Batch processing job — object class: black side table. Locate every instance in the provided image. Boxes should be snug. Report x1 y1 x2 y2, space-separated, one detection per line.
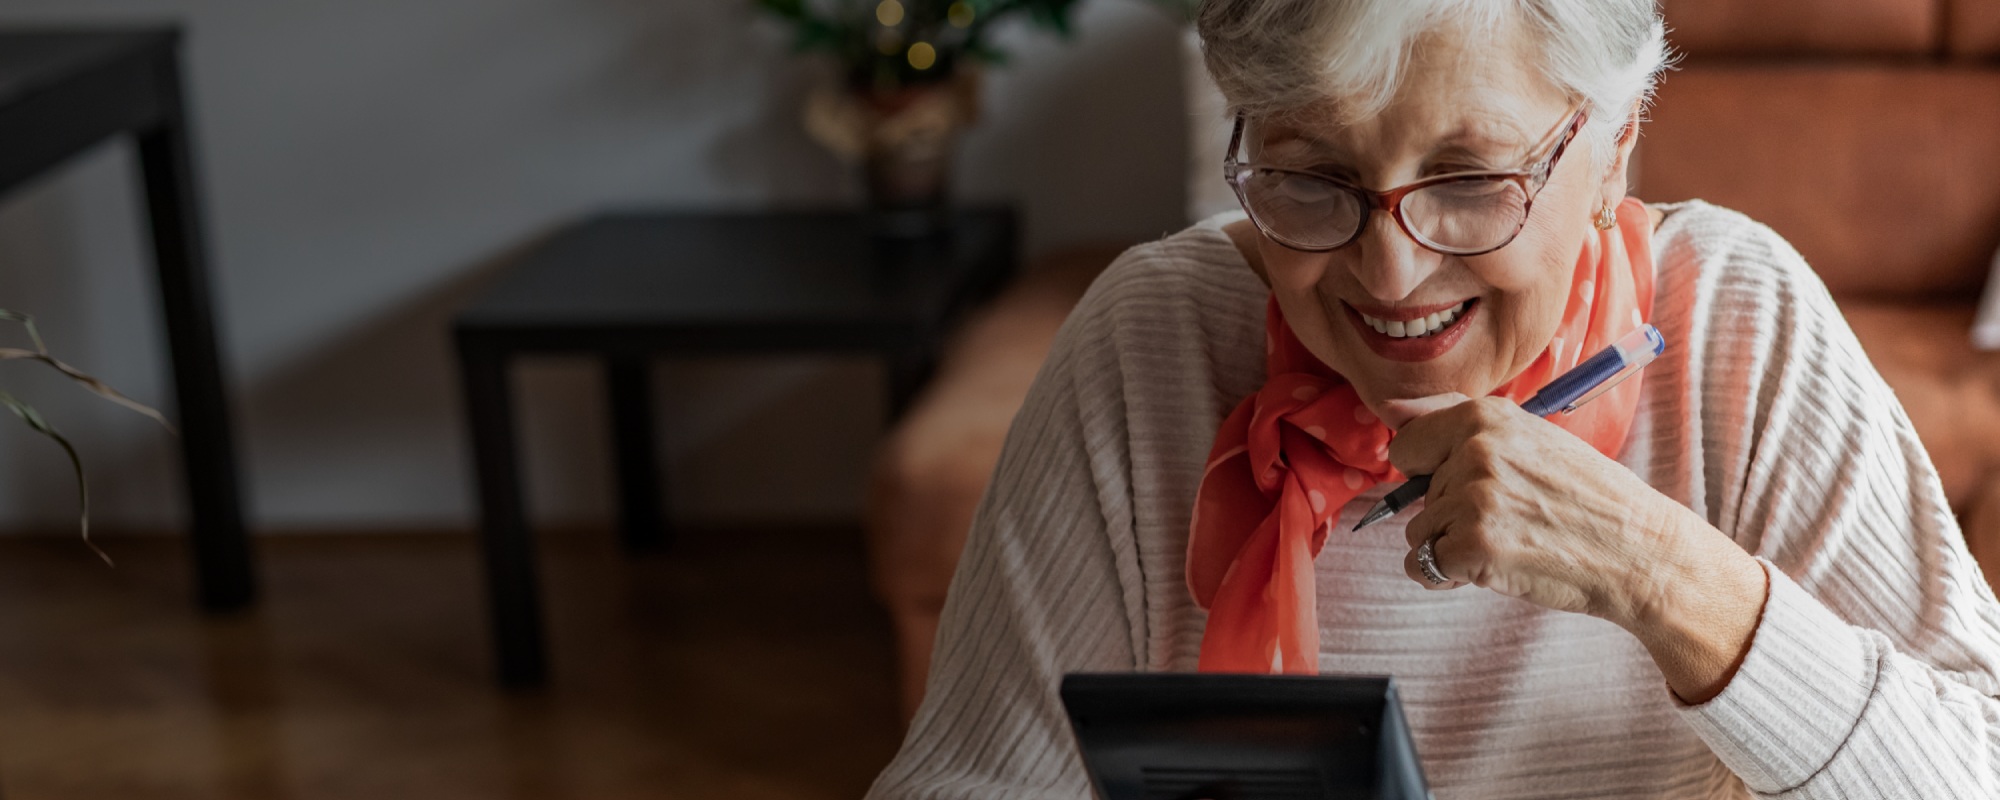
454 207 1018 687
0 28 253 611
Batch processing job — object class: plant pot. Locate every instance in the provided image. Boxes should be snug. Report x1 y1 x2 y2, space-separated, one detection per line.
807 71 980 238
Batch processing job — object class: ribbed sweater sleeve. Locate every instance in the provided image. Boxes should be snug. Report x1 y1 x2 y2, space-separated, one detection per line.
1664 209 2000 797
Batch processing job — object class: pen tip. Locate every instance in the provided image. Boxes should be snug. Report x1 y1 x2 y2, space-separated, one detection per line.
1352 507 1388 531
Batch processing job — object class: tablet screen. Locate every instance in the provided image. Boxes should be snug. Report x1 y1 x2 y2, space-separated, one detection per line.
1060 673 1431 800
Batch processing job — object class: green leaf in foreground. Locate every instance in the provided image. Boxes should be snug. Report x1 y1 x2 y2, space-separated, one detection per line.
0 309 173 566
0 391 111 566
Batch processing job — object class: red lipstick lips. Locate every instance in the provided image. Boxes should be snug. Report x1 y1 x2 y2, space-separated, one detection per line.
1345 299 1479 362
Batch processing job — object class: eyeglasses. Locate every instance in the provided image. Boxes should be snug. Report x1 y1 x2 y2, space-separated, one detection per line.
1223 105 1587 256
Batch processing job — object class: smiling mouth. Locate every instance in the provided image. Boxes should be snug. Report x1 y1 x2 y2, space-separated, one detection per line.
1353 300 1475 339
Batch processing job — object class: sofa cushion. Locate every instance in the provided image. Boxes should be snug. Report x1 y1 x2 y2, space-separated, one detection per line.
1640 66 2000 298
865 245 1121 720
1664 0 1939 57
1950 0 2000 58
1838 298 2000 594
1839 298 2000 509
866 254 1106 606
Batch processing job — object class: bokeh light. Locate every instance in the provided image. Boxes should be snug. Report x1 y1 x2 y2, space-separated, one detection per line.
907 41 937 70
875 0 905 27
947 1 976 28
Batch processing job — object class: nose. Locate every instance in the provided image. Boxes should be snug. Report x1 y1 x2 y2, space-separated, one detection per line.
1344 210 1440 302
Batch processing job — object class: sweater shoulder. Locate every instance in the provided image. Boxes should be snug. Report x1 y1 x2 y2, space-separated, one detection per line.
1056 222 1271 394
1075 222 1269 329
1650 200 1856 384
1653 200 1832 314
1646 200 1911 542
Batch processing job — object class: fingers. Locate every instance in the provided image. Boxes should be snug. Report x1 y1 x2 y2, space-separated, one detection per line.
1403 493 1442 550
1402 533 1468 591
1401 502 1469 590
1386 394 1512 476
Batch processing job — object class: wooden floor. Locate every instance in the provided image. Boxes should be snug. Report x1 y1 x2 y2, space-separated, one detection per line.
0 527 907 799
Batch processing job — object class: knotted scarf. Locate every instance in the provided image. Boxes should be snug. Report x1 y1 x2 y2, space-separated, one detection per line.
1187 197 1658 673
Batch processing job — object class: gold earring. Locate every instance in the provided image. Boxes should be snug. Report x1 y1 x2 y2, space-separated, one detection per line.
1593 202 1618 231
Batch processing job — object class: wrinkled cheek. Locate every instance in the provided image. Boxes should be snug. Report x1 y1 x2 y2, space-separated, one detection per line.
1277 291 1340 352
1265 258 1330 295
1486 297 1561 380
1265 255 1338 319
1478 300 1526 359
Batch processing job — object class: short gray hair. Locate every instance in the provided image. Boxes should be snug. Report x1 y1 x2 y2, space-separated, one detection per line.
1197 0 1670 157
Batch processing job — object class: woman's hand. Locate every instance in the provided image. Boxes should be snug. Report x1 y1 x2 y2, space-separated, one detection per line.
1381 393 1769 703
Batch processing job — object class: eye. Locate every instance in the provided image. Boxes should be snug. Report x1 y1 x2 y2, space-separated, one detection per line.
1428 180 1511 199
1275 173 1339 204
1428 163 1489 176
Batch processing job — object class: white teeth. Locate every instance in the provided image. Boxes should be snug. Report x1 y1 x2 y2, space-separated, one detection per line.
1359 301 1470 339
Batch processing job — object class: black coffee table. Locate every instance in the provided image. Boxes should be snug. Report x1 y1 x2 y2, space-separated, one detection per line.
454 207 1017 686
0 27 252 611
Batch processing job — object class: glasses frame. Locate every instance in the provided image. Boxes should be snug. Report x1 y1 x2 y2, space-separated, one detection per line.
1223 104 1589 256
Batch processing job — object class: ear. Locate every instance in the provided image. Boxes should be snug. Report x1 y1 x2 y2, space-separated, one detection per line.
1597 102 1644 207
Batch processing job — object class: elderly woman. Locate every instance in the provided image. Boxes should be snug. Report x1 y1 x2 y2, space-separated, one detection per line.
867 0 2000 797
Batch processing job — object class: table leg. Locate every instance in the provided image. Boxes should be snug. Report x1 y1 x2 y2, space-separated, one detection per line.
136 48 255 612
457 338 547 687
606 356 668 553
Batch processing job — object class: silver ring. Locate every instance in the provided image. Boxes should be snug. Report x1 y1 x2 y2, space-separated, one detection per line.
1416 535 1448 585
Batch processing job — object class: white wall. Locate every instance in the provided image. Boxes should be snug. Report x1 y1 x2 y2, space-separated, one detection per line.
0 0 1193 532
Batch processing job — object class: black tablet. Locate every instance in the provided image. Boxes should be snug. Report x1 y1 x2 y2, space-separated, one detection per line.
1059 673 1431 800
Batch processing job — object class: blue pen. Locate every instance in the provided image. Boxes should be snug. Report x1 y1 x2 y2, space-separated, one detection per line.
1350 324 1667 531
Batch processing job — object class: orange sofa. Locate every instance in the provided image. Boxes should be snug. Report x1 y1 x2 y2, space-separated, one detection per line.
864 247 1120 719
867 0 2000 721
1638 0 2000 567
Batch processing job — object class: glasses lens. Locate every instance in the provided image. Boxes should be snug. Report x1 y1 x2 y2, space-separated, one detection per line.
1238 169 1362 249
1402 178 1530 253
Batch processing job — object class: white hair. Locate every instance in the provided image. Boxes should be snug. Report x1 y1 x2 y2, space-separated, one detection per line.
1197 0 1671 159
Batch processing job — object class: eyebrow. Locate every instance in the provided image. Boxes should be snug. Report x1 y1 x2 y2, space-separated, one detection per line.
1438 116 1533 150
1257 122 1534 170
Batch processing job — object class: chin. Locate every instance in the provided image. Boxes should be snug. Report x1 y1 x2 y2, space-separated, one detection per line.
1354 368 1481 408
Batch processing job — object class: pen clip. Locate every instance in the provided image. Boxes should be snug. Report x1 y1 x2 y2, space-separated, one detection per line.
1560 360 1643 414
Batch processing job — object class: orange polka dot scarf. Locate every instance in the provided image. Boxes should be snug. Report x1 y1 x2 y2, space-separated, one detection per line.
1186 198 1658 674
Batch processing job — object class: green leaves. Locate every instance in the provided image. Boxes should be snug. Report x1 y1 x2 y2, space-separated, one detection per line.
751 0 847 54
747 0 1104 82
962 40 1008 65
1022 0 1081 37
790 18 846 53
750 0 1190 89
0 309 172 566
752 0 811 21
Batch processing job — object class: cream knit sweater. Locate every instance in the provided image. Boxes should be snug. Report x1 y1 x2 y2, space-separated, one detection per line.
865 201 2000 799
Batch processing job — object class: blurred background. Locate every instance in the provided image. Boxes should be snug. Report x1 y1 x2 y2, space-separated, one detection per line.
0 0 1997 797
0 0 1189 535
0 1 1195 798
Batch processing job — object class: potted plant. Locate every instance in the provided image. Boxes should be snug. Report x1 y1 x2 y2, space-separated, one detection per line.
754 0 1193 234
0 310 170 564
